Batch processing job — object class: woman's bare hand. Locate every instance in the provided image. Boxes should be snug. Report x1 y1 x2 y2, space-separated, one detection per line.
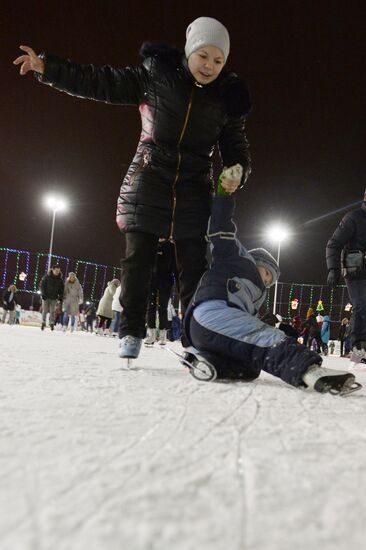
13 46 45 75
220 164 243 193
220 177 241 193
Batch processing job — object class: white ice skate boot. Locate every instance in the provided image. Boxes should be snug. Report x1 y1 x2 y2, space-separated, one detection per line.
302 364 362 395
158 329 167 346
119 336 142 367
144 328 156 346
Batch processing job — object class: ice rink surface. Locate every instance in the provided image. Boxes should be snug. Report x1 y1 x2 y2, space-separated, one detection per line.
1 325 366 550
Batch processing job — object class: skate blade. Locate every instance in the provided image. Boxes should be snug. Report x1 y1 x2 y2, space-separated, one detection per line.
328 381 362 396
178 348 217 381
315 373 362 396
183 359 217 382
125 358 140 370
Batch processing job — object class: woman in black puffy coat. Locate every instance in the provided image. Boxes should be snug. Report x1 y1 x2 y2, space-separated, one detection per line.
14 17 252 358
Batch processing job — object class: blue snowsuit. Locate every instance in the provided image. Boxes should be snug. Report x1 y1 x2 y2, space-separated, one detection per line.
184 196 321 385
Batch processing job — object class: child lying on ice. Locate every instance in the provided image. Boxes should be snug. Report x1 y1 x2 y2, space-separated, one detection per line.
183 195 361 395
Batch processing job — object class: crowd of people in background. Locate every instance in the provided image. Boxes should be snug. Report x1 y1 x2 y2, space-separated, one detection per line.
0 257 182 343
1 268 352 358
259 307 349 357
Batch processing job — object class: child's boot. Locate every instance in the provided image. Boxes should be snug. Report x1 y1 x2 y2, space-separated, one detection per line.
302 364 362 395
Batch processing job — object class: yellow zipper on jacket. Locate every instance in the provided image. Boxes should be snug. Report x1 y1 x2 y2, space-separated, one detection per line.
130 149 150 186
169 86 195 240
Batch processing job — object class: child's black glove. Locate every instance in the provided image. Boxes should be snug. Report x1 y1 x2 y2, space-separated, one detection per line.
260 311 278 326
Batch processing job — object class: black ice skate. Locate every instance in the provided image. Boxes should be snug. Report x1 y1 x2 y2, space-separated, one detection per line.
302 364 362 396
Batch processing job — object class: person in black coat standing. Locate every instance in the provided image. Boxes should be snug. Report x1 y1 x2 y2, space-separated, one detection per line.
40 264 64 330
326 189 366 361
2 284 18 325
14 16 252 359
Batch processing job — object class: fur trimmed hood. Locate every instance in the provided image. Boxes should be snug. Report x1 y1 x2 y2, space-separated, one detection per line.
140 42 182 62
139 42 251 117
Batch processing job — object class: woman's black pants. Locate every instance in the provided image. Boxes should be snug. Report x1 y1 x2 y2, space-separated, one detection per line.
119 232 207 340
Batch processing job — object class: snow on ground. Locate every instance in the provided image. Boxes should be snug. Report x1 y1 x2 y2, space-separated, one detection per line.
1 325 366 550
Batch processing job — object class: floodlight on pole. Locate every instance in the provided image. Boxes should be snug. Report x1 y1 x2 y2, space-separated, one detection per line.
44 195 67 272
266 224 290 314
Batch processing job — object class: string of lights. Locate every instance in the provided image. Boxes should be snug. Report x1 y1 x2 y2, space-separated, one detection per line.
33 253 41 291
12 252 21 285
278 283 284 314
329 288 334 315
340 287 345 321
23 251 30 290
287 283 294 318
1 248 9 288
91 266 98 301
82 264 88 287
299 284 304 317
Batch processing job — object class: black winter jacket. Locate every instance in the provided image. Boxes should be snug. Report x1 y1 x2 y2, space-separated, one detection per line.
326 203 366 276
40 272 64 300
38 43 252 240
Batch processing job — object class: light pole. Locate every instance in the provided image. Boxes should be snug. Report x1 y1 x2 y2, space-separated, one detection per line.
266 224 290 315
44 196 67 271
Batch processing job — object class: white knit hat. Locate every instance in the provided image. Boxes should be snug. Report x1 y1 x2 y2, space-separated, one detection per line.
185 17 230 63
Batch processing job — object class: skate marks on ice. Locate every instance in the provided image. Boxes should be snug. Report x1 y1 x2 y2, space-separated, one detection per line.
1 327 366 550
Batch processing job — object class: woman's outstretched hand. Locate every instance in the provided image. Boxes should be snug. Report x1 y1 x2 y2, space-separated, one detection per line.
13 46 45 75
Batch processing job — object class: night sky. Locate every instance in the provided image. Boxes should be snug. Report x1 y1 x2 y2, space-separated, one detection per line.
2 0 365 283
